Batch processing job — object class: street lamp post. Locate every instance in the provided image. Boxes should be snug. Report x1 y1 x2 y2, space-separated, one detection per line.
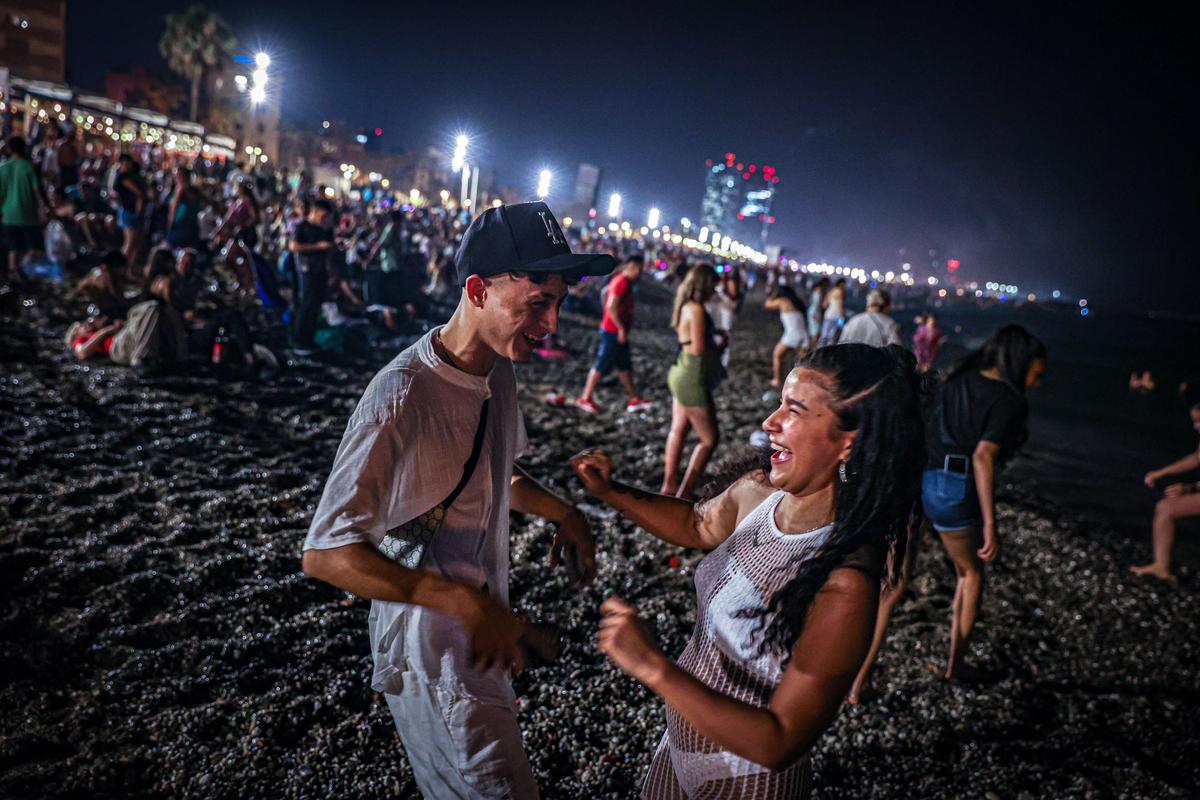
246 52 271 163
452 134 470 208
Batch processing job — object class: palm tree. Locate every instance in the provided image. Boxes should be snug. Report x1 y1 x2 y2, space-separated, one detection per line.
158 4 237 123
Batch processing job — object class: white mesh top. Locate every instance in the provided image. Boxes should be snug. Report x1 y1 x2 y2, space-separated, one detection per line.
642 490 833 799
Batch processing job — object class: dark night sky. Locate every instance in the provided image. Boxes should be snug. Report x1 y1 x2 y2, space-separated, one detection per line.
66 2 1195 313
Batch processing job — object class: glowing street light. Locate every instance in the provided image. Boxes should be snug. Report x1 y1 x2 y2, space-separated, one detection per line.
452 134 469 172
537 169 552 200
698 226 709 244
247 51 270 108
647 207 660 229
607 192 622 219
449 134 472 206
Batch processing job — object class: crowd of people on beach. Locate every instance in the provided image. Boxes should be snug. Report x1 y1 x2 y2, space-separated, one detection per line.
4 129 1198 798
1 126 503 374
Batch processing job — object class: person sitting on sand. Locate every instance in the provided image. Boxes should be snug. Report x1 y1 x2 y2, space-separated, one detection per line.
76 250 134 319
571 344 924 799
65 270 188 369
1130 402 1200 581
852 325 1046 696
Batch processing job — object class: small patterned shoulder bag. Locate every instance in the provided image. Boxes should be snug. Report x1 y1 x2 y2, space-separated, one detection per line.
377 400 489 568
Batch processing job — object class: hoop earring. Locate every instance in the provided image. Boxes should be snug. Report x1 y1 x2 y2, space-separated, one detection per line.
838 460 848 484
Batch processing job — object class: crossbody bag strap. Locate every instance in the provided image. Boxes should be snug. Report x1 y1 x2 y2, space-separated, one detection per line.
440 399 489 510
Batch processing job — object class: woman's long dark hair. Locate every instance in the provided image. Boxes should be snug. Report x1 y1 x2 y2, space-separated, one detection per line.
943 324 1046 394
750 343 927 659
770 283 803 310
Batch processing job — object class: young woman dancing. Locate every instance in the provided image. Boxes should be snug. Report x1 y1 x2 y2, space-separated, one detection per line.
572 344 925 798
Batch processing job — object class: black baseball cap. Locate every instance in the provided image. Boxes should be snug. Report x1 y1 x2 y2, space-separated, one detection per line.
454 201 617 285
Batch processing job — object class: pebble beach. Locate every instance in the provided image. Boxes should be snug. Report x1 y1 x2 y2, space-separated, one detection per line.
2 281 1197 798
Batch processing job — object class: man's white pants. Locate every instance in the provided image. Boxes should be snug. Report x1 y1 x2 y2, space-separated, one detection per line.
385 674 539 799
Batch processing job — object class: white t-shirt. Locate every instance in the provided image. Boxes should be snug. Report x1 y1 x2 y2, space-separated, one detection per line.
304 328 527 703
705 287 738 332
839 311 903 348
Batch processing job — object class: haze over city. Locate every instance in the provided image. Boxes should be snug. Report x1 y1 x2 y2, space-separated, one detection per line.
64 1 1196 314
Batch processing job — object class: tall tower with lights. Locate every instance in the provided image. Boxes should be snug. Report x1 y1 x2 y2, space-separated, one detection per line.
700 153 779 246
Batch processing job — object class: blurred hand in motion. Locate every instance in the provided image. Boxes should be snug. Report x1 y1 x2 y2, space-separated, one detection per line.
1143 470 1160 488
551 508 597 587
1163 482 1194 498
460 588 526 674
977 522 999 562
597 597 667 685
570 449 613 499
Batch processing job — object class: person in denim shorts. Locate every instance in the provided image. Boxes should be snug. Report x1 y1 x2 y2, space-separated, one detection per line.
852 325 1046 698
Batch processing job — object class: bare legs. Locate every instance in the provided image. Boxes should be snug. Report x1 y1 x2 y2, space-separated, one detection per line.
661 400 688 495
661 399 719 499
940 527 984 680
1131 493 1200 581
770 343 797 387
617 369 637 399
580 368 638 404
849 527 920 703
75 213 98 248
121 226 141 269
580 368 603 403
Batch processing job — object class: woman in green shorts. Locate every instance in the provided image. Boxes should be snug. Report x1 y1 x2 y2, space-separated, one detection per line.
663 263 724 499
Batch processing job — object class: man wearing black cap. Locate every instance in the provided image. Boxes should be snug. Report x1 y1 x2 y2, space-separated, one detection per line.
302 202 614 797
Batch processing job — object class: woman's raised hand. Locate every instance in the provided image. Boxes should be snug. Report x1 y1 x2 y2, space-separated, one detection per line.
570 449 614 499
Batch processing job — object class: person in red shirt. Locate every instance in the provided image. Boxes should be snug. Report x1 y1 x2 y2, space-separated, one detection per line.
576 255 655 413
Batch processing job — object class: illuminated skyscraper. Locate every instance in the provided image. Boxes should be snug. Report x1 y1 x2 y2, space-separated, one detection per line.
700 153 742 234
700 153 779 246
